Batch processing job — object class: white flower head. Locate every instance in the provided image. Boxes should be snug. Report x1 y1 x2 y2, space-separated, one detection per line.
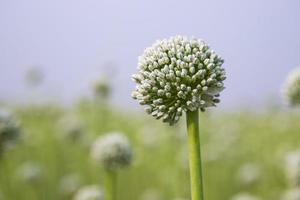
282 68 300 107
90 133 133 170
132 36 226 125
73 185 103 200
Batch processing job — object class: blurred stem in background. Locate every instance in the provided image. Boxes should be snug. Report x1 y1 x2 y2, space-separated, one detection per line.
105 170 117 200
186 110 204 200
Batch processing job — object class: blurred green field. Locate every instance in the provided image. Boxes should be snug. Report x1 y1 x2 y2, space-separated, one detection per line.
0 102 299 200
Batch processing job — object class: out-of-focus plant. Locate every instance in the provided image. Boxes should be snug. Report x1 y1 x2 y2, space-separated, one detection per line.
24 67 44 88
59 174 82 198
16 161 43 185
140 188 163 200
281 188 300 200
0 109 21 157
73 185 104 200
92 77 111 102
282 68 300 107
236 163 262 187
57 115 85 142
132 36 226 200
90 132 133 200
284 151 300 187
230 193 261 200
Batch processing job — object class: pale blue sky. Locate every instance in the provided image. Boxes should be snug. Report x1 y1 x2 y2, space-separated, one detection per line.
0 0 299 109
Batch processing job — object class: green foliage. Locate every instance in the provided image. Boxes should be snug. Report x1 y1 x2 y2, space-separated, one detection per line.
0 103 299 200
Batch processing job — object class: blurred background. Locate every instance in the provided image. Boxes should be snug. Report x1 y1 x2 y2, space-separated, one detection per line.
1 0 300 108
1 0 300 200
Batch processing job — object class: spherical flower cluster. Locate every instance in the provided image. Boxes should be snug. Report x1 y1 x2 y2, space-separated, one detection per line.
73 185 103 200
132 36 226 125
282 68 300 107
90 133 133 170
0 109 20 152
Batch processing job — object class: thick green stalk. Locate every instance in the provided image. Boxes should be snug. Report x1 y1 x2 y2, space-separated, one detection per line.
105 170 117 200
186 110 204 200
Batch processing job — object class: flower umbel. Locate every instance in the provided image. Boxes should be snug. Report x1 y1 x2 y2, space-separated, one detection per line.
132 36 226 125
283 68 300 107
90 133 133 170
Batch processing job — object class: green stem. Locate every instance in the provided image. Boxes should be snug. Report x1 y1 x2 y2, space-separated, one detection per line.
186 110 204 200
105 170 117 200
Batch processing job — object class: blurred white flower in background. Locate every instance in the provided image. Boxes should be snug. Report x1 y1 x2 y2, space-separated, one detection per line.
59 174 82 197
24 67 44 88
0 109 21 154
281 188 300 200
236 163 262 186
73 185 103 200
140 189 163 200
230 193 261 200
284 151 300 186
282 68 300 107
90 132 133 170
92 77 111 101
17 161 43 184
57 115 85 142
